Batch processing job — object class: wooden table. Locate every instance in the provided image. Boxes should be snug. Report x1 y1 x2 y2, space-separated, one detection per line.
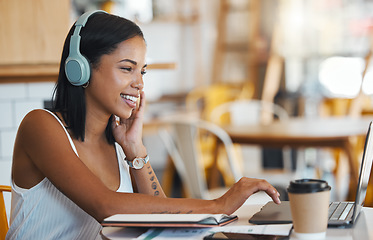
222 116 373 197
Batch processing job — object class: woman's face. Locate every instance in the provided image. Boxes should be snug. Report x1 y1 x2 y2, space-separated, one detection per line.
86 36 147 120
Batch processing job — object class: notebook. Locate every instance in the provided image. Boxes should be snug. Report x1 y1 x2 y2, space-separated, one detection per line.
250 121 373 227
101 213 238 228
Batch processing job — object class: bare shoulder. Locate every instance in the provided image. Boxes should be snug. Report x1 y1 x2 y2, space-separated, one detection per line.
18 109 65 140
16 108 75 157
13 109 73 188
20 109 58 127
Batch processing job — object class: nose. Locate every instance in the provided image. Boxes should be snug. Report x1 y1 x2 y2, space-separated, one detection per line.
131 74 144 90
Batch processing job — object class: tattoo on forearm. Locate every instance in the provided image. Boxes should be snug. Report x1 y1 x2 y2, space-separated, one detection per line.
148 167 159 196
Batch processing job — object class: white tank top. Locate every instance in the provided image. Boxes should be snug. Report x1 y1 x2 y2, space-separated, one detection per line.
6 109 133 240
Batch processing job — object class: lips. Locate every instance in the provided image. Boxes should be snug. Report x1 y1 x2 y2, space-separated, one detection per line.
120 93 138 108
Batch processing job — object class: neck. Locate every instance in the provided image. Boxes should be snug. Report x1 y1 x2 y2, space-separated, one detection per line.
84 108 111 143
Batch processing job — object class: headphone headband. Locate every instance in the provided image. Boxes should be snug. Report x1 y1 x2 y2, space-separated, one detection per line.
65 10 106 86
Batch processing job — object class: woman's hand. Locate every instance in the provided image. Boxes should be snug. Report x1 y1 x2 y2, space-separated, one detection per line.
215 177 281 215
112 91 147 159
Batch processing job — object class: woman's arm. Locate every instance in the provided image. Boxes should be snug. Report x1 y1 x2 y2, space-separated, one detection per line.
102 177 280 217
129 162 166 197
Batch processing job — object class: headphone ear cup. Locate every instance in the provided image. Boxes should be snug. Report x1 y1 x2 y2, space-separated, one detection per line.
65 52 91 86
65 10 105 86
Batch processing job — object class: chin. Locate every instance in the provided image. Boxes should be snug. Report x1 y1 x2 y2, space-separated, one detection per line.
117 110 133 120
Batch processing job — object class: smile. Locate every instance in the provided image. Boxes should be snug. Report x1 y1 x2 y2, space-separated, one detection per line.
120 93 137 102
120 93 138 103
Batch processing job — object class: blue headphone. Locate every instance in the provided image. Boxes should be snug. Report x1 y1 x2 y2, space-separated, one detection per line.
65 10 106 86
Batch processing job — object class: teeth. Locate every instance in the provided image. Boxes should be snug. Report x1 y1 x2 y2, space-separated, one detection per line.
120 94 138 102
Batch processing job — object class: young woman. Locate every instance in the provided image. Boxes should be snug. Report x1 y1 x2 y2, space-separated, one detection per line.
6 11 280 239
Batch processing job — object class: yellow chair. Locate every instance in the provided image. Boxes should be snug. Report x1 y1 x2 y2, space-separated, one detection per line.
0 185 11 240
185 83 254 121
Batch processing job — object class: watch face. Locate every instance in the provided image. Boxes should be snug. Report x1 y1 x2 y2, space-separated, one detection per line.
133 158 144 169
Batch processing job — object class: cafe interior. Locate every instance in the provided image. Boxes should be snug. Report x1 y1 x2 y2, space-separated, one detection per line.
1 0 373 224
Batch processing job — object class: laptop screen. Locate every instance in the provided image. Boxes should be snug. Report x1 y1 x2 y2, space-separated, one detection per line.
352 121 373 223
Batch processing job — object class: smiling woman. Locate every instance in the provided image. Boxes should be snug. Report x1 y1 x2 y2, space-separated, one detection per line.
6 11 281 240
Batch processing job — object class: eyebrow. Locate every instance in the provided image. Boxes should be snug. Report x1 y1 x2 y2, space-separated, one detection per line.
119 59 137 65
119 59 147 68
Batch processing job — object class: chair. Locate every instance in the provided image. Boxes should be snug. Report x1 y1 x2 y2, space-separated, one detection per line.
158 119 243 199
0 185 11 240
185 83 254 121
209 99 296 195
209 99 292 168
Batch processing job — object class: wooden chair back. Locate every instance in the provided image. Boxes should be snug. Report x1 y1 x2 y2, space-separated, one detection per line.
0 185 11 240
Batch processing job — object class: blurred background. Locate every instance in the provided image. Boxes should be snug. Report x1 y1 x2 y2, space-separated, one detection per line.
1 0 373 215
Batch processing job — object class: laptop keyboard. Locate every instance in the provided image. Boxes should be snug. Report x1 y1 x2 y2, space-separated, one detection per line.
328 202 354 221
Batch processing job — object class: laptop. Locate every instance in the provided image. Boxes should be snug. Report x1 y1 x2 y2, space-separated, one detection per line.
250 121 373 227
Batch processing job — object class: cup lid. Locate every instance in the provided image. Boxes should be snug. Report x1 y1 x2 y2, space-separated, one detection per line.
287 179 331 193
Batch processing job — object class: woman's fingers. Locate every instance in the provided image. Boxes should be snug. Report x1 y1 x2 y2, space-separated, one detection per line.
265 188 281 204
248 178 281 204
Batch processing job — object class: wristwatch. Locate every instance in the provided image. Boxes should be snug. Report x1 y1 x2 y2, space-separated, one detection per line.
125 155 149 169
